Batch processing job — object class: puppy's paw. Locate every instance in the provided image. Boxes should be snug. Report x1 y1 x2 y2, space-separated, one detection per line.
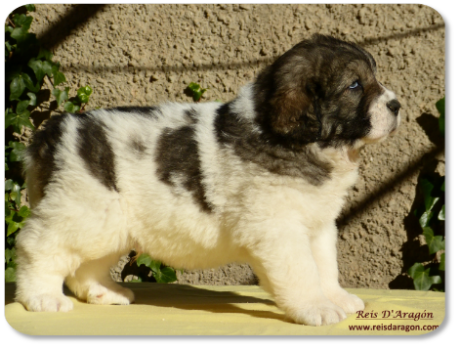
21 294 74 312
87 284 135 305
287 300 347 326
327 289 365 314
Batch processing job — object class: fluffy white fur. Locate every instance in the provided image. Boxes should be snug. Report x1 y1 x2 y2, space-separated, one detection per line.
15 40 400 326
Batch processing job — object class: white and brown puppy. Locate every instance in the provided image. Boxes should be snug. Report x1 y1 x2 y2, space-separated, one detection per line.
16 34 400 326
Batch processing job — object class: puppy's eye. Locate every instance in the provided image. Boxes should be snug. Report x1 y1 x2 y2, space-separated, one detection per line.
349 81 361 89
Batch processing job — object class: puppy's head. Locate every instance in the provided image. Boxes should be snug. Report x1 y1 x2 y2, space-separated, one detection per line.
253 34 401 148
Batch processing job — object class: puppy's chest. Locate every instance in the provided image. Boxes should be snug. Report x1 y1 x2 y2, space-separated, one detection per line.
298 166 358 222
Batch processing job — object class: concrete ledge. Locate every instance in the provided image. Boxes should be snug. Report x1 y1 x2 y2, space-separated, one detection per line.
5 283 444 335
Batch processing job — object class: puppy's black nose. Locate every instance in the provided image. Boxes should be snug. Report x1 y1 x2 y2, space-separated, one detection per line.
387 99 401 116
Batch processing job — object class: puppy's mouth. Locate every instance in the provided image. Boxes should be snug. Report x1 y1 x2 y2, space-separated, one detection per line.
362 124 398 144
389 125 399 135
389 116 401 135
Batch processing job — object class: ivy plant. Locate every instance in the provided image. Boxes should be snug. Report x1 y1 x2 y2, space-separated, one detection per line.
407 97 445 291
135 253 177 283
186 82 208 102
5 5 93 282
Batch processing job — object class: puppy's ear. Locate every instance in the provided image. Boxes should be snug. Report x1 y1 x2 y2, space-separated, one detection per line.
268 64 323 144
270 84 321 139
254 48 323 145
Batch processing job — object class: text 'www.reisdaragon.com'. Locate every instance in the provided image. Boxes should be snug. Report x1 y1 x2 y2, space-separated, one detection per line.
348 324 440 333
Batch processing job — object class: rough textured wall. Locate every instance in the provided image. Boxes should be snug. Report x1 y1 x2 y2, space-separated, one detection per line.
27 4 445 289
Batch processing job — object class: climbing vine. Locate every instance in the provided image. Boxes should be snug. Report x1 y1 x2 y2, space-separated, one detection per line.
5 5 93 281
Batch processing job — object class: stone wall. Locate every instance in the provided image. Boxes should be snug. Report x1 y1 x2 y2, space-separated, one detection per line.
27 4 445 289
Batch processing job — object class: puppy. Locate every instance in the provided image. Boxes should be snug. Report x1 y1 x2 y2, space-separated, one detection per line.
15 34 400 326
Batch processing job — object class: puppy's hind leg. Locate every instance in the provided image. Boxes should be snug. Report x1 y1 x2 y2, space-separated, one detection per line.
65 253 135 305
15 191 130 311
15 217 79 312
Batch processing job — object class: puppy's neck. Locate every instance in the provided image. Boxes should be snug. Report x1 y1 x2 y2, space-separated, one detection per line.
228 83 257 121
315 144 361 176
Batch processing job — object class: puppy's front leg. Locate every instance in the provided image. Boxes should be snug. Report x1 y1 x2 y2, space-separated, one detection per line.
310 223 365 314
246 222 347 326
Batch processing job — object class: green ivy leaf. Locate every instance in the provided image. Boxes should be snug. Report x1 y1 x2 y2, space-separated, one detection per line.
25 4 36 12
188 82 200 90
8 259 18 270
5 195 15 209
50 62 66 86
194 90 207 101
5 209 27 236
6 236 15 247
136 253 153 267
8 141 26 162
407 263 424 279
135 253 176 283
148 260 162 275
5 112 16 129
12 14 33 31
44 60 54 77
155 266 177 283
27 58 47 81
78 93 89 104
8 182 22 207
37 47 52 61
22 72 40 93
423 227 445 255
64 101 81 113
430 275 442 285
10 26 29 42
53 71 66 86
5 267 16 282
52 88 69 107
5 247 16 264
51 61 60 74
439 252 445 271
27 92 37 106
78 85 93 97
407 263 440 291
16 100 30 114
419 211 433 228
77 85 93 104
187 82 207 102
10 75 26 101
5 109 13 123
438 205 445 221
5 41 13 54
420 178 439 212
5 178 15 191
6 220 22 236
5 203 11 218
5 109 34 133
18 205 31 219
5 25 14 35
